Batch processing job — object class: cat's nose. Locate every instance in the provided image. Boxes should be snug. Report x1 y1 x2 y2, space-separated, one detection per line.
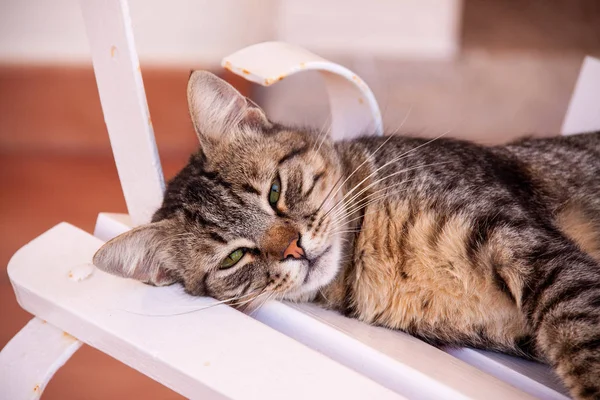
283 236 305 260
262 223 305 261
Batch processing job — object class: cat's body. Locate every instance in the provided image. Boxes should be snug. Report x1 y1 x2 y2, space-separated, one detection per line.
321 134 600 365
94 72 600 399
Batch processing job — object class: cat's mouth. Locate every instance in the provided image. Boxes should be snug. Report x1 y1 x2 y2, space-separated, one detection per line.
304 245 332 283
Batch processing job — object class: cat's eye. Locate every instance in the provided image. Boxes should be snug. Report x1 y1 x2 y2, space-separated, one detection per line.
269 176 281 207
221 248 246 269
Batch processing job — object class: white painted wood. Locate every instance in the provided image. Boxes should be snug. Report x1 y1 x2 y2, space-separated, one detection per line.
447 348 568 399
93 212 132 242
0 318 82 400
7 222 401 400
561 56 600 135
255 302 536 400
79 0 165 226
222 42 383 140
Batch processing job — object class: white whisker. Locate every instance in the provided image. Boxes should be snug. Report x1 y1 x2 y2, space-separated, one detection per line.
325 161 449 228
389 105 413 136
321 131 451 222
330 193 394 227
330 229 362 236
249 291 276 316
320 106 413 213
322 135 395 211
309 117 331 163
328 178 417 222
113 289 262 317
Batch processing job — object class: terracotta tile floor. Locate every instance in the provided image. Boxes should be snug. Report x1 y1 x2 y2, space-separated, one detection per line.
0 152 190 399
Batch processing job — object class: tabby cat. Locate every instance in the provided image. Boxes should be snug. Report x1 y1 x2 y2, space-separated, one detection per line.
94 71 600 399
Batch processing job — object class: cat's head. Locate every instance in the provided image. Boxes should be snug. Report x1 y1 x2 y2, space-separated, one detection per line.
93 71 345 304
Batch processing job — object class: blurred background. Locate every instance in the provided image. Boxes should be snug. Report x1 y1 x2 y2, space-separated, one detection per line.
1 0 599 398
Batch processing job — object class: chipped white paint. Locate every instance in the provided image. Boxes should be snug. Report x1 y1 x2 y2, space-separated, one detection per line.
561 56 600 135
222 41 383 140
79 0 165 226
67 263 95 281
6 223 401 400
0 318 82 400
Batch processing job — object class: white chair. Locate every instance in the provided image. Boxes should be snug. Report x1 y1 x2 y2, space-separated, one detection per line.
2 0 599 398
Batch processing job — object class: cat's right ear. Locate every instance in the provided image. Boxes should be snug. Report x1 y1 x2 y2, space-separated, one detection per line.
93 219 179 286
187 71 270 148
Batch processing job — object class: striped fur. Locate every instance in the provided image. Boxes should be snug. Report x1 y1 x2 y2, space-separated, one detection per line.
94 72 600 399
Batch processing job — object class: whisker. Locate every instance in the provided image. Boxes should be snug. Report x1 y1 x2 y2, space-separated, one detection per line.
318 288 330 303
319 106 413 213
329 182 419 228
324 161 449 226
321 131 451 221
240 288 271 313
321 134 395 212
331 208 383 232
314 173 345 215
328 178 417 222
249 291 276 316
330 229 362 236
309 117 331 163
389 105 413 136
234 290 270 311
328 200 388 237
329 199 397 240
330 195 391 228
113 289 262 317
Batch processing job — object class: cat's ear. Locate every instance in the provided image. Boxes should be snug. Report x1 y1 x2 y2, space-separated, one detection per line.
187 70 270 145
93 220 179 286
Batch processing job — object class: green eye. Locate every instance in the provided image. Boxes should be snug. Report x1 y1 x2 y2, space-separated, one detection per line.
269 176 281 206
221 248 246 269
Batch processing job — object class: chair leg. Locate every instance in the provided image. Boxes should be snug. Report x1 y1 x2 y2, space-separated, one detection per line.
0 317 82 400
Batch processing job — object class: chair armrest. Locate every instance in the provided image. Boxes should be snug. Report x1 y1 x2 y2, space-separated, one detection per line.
6 222 399 399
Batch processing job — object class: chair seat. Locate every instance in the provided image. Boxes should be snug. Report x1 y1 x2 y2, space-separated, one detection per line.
5 220 570 399
94 212 570 399
6 222 400 400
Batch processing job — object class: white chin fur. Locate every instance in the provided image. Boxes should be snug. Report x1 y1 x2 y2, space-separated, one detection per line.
282 236 342 302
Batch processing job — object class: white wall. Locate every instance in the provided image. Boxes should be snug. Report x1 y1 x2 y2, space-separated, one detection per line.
0 0 462 66
0 0 276 67
0 0 92 64
277 0 462 59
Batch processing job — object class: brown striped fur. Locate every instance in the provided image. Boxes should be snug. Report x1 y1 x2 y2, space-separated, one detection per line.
321 204 532 355
94 72 600 399
558 204 600 261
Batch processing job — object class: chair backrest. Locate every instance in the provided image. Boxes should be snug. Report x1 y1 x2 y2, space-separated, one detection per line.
81 0 384 227
82 0 166 226
561 56 600 135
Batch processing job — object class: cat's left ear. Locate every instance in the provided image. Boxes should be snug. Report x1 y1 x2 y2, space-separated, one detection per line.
187 71 270 146
93 219 180 286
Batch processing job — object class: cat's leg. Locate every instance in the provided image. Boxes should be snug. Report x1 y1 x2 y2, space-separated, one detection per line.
520 236 600 400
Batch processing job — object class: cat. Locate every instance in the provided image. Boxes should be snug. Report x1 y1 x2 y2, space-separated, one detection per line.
94 71 600 399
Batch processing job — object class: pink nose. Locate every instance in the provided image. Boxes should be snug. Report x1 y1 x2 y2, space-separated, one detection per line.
283 238 305 259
